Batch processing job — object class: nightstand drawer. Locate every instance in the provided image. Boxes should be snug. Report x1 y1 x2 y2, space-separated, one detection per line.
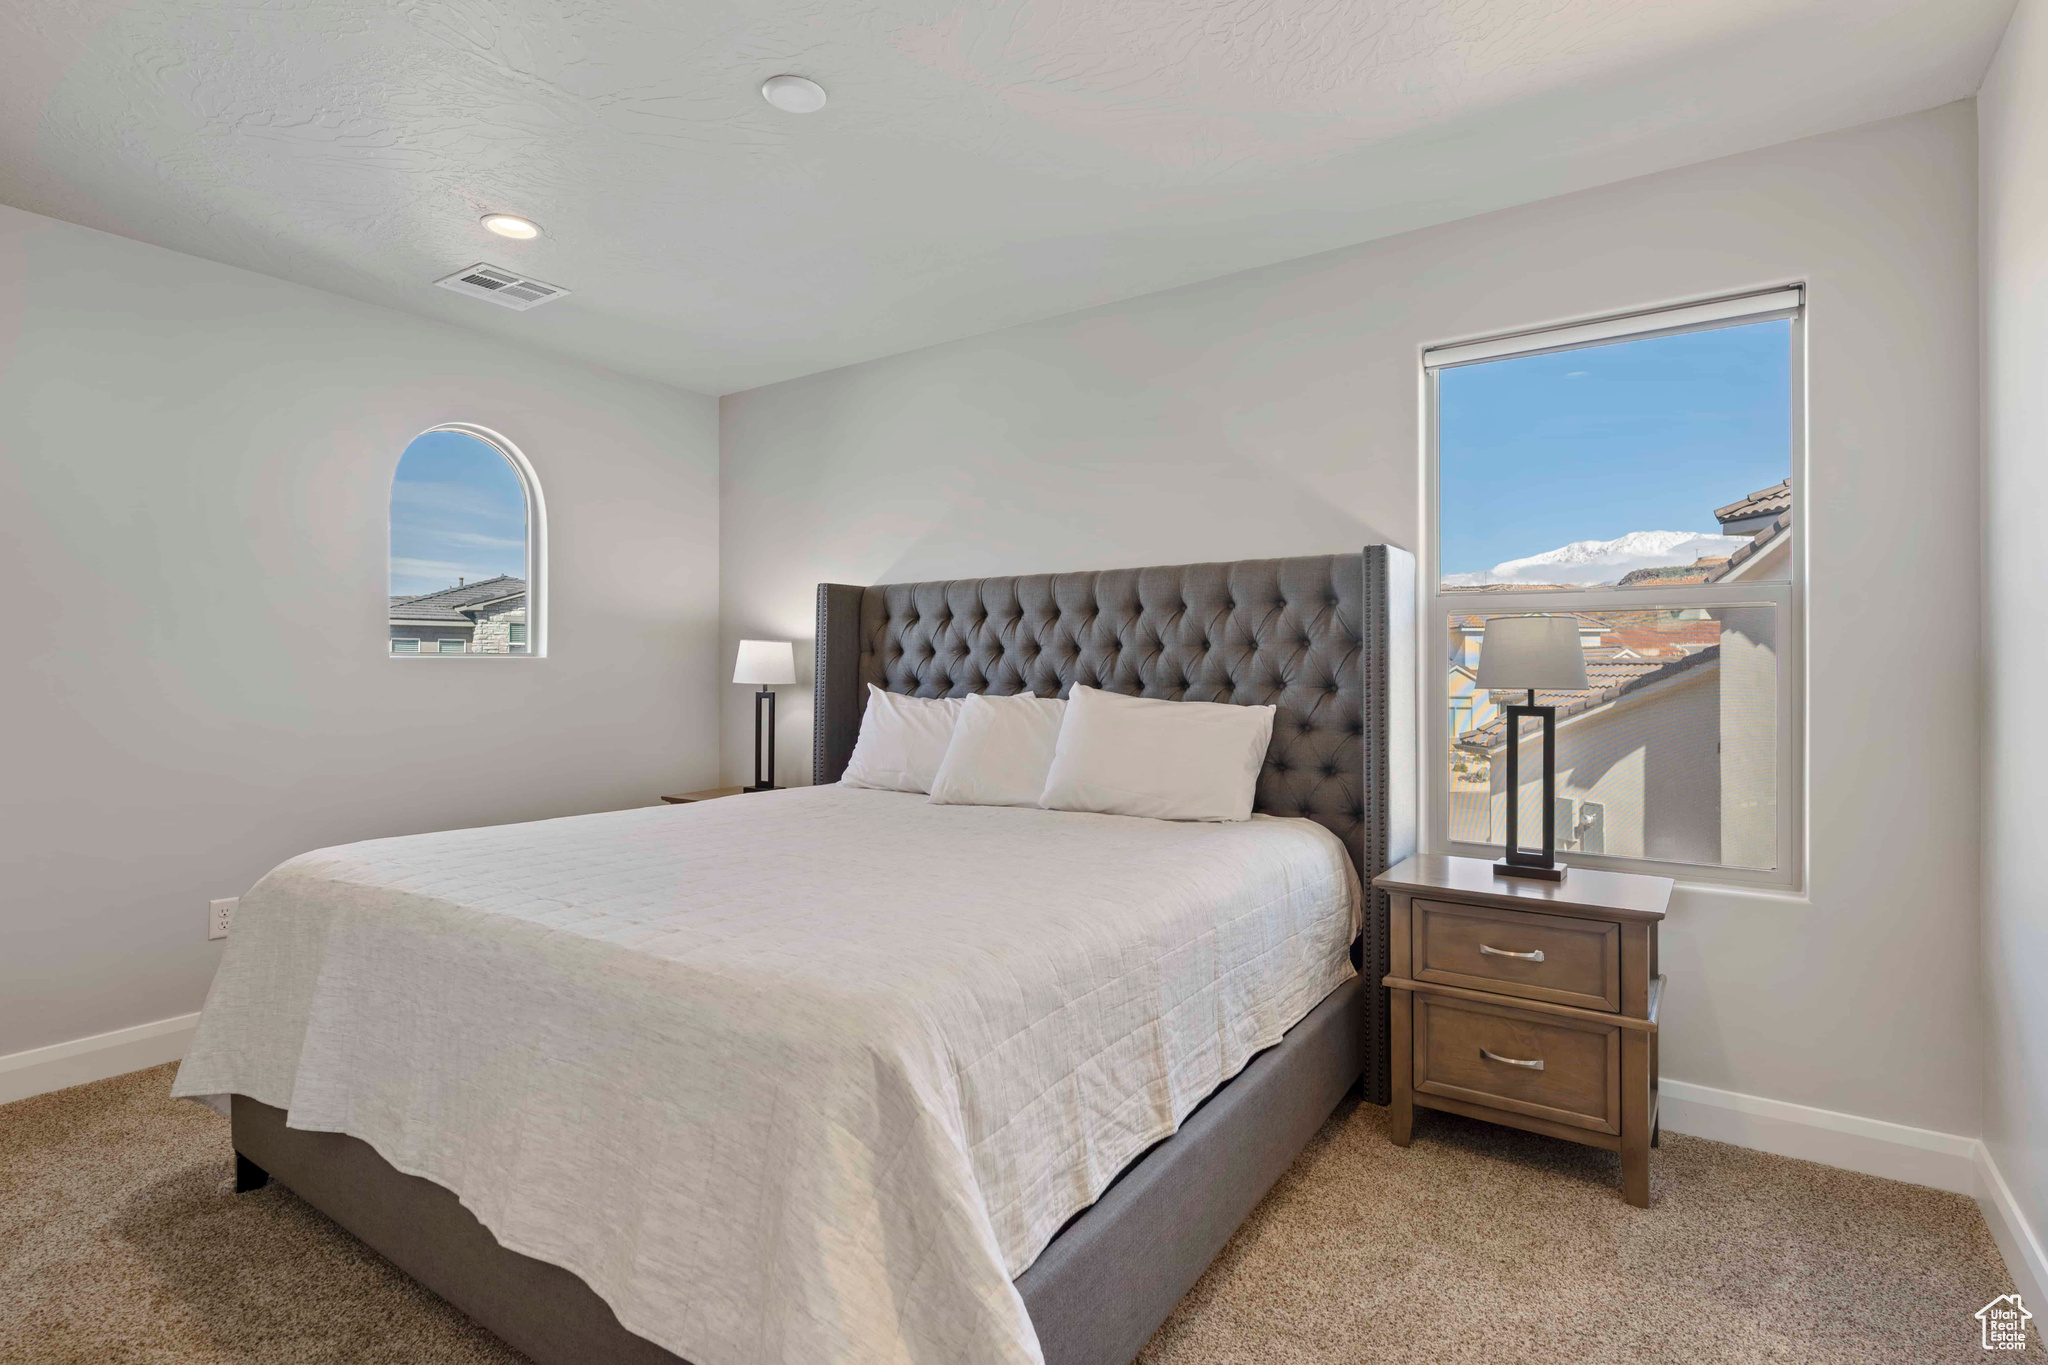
1413 899 1621 1012
1414 995 1620 1134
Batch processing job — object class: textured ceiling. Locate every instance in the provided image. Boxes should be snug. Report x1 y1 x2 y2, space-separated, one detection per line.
0 0 2015 394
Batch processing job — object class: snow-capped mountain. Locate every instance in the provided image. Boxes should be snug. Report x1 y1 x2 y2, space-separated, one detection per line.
1444 530 1747 587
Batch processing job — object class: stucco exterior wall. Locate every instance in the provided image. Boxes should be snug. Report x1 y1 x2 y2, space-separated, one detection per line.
1489 668 1722 865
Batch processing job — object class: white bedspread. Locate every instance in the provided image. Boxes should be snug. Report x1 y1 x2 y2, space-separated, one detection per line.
173 784 1359 1365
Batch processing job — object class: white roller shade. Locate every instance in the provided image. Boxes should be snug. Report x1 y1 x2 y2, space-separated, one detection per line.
1424 287 1802 370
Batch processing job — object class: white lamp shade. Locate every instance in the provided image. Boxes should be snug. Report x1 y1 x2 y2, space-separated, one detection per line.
1475 615 1588 692
733 639 796 686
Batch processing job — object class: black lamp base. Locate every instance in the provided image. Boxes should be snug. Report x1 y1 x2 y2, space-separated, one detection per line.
1493 858 1565 882
1495 693 1566 883
748 688 778 793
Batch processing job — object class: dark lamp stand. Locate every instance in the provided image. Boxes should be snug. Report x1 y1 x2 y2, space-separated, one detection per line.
1496 688 1564 881
746 689 778 792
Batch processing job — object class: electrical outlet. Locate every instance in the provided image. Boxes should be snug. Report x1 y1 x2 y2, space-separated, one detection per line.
209 898 238 941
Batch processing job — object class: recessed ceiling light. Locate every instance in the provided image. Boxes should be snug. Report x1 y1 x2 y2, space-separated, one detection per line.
761 74 827 114
481 214 540 240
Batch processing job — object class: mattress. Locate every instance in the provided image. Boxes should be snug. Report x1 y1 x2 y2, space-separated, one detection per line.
173 784 1360 1365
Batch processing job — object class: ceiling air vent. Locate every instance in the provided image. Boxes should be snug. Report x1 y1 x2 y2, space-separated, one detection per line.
433 263 571 311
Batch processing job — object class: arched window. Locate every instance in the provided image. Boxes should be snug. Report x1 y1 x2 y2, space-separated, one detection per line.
388 425 545 657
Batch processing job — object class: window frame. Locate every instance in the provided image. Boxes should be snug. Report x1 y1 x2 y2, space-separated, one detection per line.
387 423 547 660
390 638 420 654
1419 288 1807 892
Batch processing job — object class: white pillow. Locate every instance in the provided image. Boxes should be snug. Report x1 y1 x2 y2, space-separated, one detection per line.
840 686 965 794
928 693 1067 808
1039 685 1276 822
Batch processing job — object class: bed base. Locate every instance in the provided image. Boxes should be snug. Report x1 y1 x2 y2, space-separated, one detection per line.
230 974 1366 1365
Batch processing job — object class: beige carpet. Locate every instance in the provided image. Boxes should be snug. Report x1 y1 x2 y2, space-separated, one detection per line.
0 1065 2030 1364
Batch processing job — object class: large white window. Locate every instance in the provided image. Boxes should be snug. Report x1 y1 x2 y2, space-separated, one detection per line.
387 424 546 658
1426 289 1802 885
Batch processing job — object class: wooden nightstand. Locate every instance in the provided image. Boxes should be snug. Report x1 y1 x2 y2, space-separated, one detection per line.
659 787 747 804
1373 854 1672 1207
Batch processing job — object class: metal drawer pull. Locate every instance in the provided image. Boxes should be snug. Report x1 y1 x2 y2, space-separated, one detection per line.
1479 944 1544 962
1480 1048 1545 1071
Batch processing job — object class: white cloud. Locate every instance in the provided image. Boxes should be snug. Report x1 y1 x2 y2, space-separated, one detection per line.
390 480 524 523
389 557 475 585
432 530 525 549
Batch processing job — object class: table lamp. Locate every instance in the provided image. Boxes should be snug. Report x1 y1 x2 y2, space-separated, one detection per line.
734 639 797 792
1476 615 1588 881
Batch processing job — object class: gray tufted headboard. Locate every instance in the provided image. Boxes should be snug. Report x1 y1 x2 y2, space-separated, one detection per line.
812 547 1415 1105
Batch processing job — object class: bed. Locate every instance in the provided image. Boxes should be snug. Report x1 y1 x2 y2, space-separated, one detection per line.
173 548 1416 1365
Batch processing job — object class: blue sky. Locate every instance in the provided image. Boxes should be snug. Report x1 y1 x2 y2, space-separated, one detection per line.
1438 319 1791 578
389 430 528 597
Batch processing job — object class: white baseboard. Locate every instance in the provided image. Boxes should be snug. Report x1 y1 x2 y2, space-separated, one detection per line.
1976 1140 2048 1310
0 1012 199 1106
1660 1078 1981 1194
1663 1077 2046 1303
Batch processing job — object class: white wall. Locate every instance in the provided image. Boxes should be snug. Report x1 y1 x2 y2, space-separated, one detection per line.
0 204 721 1060
1978 0 2048 1271
722 105 1983 1135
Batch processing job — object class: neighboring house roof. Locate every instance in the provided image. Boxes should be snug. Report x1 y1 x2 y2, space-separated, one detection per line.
1621 489 1792 587
390 604 475 625
1452 613 1714 655
1455 645 1720 752
1594 620 1719 656
1715 479 1792 527
388 574 526 625
1448 613 1598 634
1709 512 1790 582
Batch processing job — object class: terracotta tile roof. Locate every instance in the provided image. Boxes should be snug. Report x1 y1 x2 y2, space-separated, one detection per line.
1595 621 1718 653
1714 479 1792 526
1454 644 1720 751
1450 613 1716 652
388 574 525 624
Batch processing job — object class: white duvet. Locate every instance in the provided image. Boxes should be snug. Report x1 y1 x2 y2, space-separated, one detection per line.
173 784 1359 1365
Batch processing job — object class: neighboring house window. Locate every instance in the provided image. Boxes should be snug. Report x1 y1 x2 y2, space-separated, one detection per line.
388 425 545 657
1427 288 1801 884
